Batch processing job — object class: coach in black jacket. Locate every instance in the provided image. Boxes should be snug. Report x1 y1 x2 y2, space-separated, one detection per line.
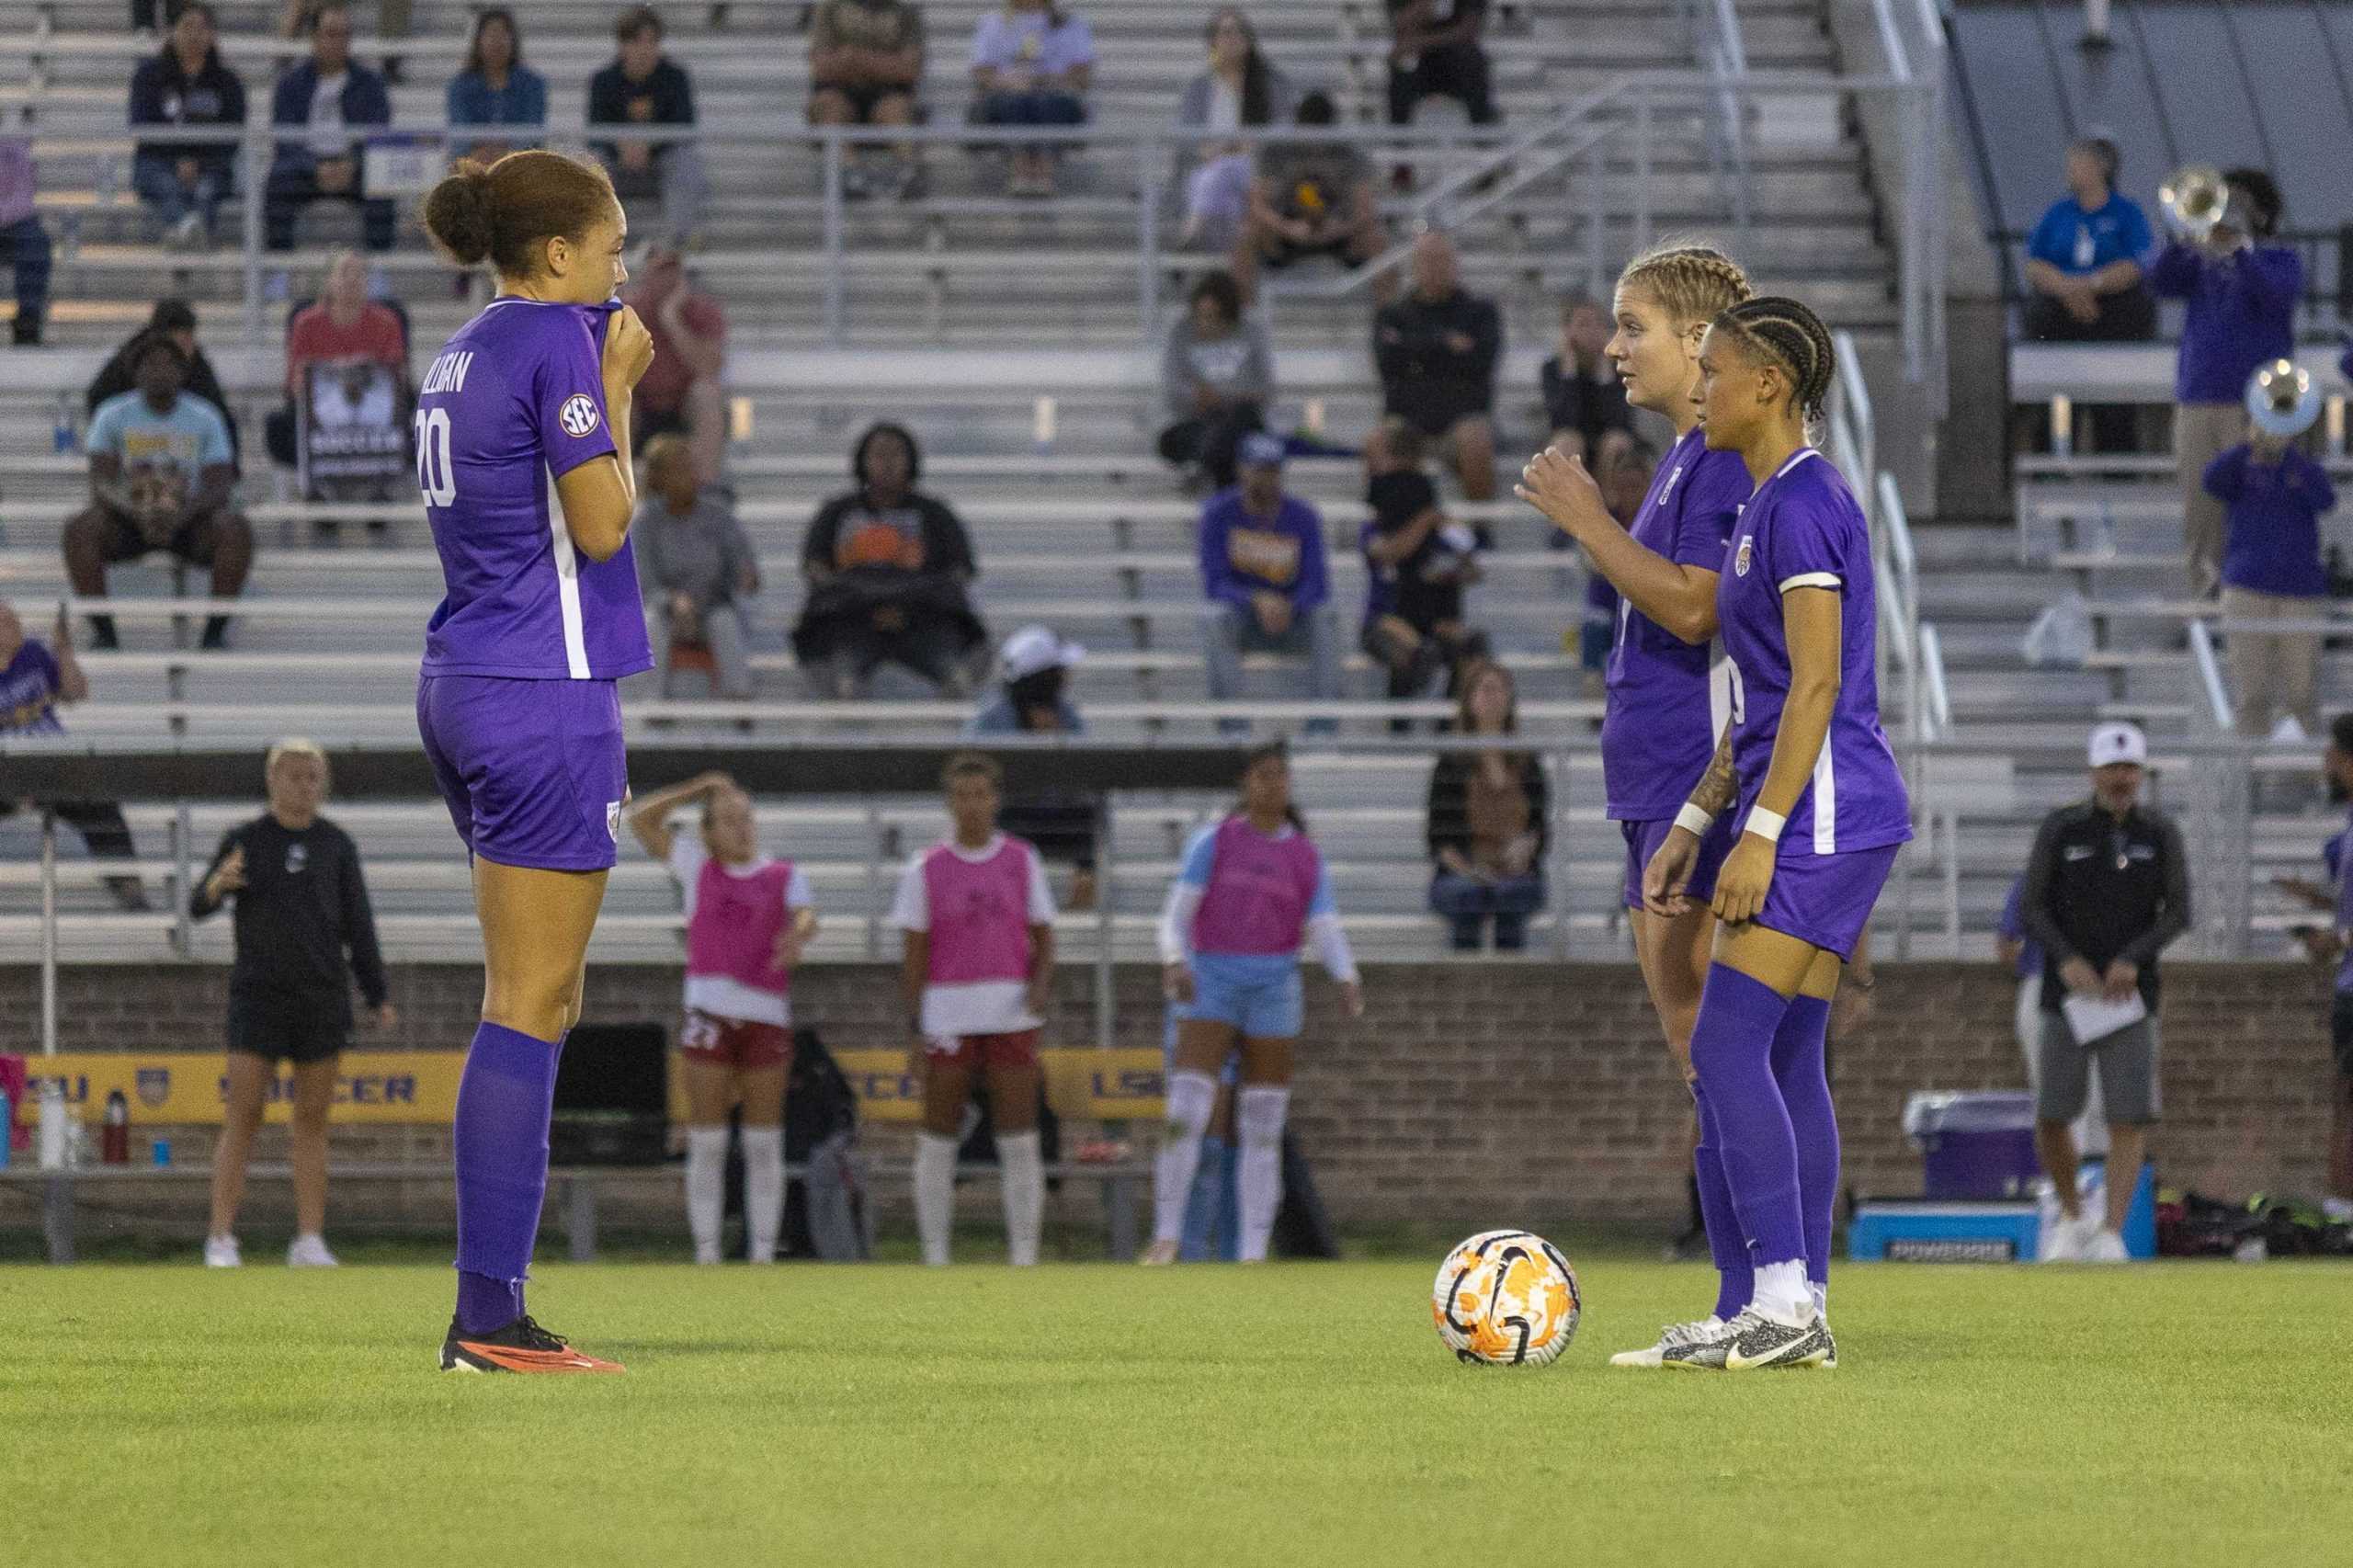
189 739 392 1269
2018 722 2189 1262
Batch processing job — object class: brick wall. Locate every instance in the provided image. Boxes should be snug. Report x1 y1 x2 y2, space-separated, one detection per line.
3 961 2342 1225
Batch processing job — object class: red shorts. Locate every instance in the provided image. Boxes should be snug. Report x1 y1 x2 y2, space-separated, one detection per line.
924 1028 1040 1070
678 1009 793 1073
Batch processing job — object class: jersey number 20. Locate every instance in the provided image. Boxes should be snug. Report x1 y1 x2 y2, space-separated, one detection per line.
414 407 457 506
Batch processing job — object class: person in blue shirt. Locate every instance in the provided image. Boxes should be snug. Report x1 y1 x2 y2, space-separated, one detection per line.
2022 137 2156 343
445 9 547 165
2149 165 2301 599
264 4 395 252
1198 432 1341 731
2202 408 2337 742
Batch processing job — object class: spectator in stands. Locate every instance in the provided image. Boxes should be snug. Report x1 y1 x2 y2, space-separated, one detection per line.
0 602 147 910
1360 415 1485 713
2149 165 2299 598
1199 432 1340 730
1426 659 1546 951
636 433 758 699
129 3 246 251
0 131 48 347
64 335 253 652
968 624 1099 909
280 0 409 79
969 0 1096 198
1176 8 1297 249
795 422 988 698
264 4 394 253
808 0 928 200
286 248 408 396
2023 137 2155 344
88 300 240 468
1374 229 1501 501
2019 721 2189 1264
1157 270 1271 493
193 737 392 1270
2203 401 2336 741
620 244 726 484
1385 0 1495 185
1540 292 1633 471
444 8 547 164
590 6 712 246
1229 90 1388 305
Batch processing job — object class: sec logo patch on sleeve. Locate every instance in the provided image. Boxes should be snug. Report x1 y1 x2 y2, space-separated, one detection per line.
559 394 602 437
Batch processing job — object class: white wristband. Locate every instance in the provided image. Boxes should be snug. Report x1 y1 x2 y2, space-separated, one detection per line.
1673 802 1716 837
1744 807 1788 845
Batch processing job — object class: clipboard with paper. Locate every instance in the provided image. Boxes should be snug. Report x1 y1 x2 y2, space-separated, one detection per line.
2060 990 2147 1045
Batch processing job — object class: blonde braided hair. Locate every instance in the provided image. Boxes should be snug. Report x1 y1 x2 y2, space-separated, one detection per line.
1616 241 1754 330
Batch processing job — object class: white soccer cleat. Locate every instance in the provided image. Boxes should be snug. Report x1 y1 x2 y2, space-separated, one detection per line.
285 1233 338 1267
203 1233 242 1268
1138 1239 1181 1266
1610 1317 1722 1368
693 1242 722 1266
2082 1228 2130 1264
2040 1210 2096 1263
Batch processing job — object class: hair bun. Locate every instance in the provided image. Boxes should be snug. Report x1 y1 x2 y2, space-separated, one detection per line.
422 162 497 267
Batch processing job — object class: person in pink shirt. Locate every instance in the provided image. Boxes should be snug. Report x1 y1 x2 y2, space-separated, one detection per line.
892 752 1058 1266
627 771 818 1266
1149 743 1362 1264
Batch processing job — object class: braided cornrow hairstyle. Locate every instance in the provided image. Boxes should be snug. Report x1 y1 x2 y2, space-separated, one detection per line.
1712 295 1836 429
1616 240 1754 329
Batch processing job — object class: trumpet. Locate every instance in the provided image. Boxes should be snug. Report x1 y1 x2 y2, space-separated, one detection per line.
2159 165 2231 240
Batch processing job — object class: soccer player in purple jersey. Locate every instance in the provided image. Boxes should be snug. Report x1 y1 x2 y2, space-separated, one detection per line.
1514 243 1766 1366
1642 297 1912 1370
414 151 656 1374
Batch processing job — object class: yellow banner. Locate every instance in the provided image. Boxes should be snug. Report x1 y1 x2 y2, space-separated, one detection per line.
12 1048 1170 1127
9 1052 462 1126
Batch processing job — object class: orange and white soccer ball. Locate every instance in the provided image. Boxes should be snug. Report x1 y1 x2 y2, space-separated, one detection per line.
1430 1230 1581 1367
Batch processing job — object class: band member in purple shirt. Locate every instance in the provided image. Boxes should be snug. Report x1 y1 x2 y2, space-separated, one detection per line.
1515 242 1758 1367
1643 296 1911 1371
415 150 654 1375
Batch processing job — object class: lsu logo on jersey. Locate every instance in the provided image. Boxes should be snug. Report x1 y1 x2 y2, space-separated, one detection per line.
559 393 601 438
1733 535 1754 577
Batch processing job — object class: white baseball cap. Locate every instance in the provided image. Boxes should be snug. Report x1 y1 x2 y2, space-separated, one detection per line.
2087 721 2147 768
999 624 1084 682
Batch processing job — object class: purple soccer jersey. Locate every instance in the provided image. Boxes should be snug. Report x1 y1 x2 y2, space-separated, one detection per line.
1598 425 1750 820
1715 448 1911 857
415 296 651 681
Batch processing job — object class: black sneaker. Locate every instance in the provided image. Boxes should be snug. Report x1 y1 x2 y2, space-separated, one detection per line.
1722 1308 1831 1371
439 1314 625 1374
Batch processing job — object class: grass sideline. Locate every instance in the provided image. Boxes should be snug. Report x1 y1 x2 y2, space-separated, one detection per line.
6 1258 2349 1568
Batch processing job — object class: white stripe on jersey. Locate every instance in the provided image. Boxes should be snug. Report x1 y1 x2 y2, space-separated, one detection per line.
1708 651 1736 740
1775 448 1823 481
1812 722 1837 853
543 463 590 679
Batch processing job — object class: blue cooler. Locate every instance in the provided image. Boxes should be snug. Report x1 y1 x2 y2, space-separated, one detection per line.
1903 1091 2040 1200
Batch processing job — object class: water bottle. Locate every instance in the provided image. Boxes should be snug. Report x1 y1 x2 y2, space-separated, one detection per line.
151 1137 172 1169
36 1080 66 1170
101 1088 129 1165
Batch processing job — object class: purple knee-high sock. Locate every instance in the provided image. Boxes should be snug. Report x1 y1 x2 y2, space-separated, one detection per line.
1686 963 1805 1270
1688 1081 1752 1322
452 1021 563 1333
1769 994 1837 1290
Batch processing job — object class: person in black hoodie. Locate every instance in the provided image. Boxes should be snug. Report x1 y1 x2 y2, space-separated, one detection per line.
129 3 246 248
1373 229 1502 501
86 300 241 471
793 422 988 697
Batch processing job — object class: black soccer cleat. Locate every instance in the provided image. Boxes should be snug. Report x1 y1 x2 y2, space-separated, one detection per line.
439 1314 625 1374
1722 1309 1831 1371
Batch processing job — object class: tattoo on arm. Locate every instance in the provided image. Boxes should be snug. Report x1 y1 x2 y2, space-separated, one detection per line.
1688 731 1738 817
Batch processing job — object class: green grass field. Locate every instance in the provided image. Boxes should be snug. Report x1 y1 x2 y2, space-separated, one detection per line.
6 1256 2348 1568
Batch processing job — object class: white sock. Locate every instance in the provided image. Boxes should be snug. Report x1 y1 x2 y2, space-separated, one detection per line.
685 1126 728 1264
913 1131 958 1267
1234 1084 1291 1263
998 1130 1044 1266
1750 1258 1812 1325
1151 1071 1218 1245
741 1126 785 1264
1810 1279 1828 1324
